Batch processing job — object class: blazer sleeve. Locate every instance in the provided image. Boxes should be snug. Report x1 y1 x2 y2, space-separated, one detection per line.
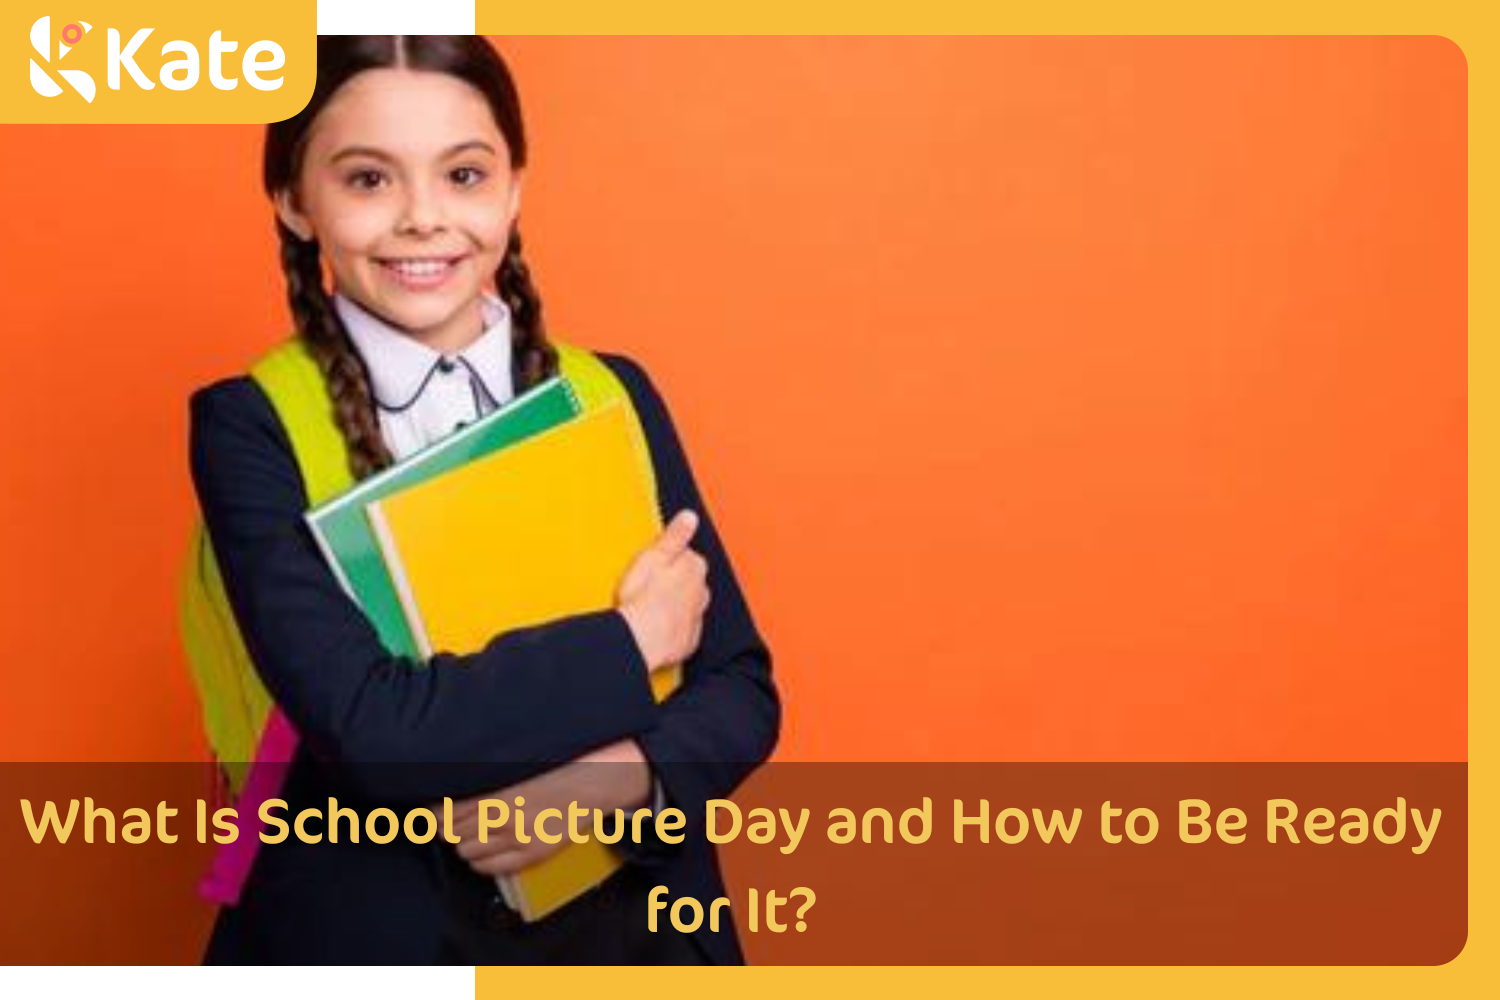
189 376 661 805
598 354 782 859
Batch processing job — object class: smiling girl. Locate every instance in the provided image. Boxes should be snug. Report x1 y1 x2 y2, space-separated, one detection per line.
185 35 778 965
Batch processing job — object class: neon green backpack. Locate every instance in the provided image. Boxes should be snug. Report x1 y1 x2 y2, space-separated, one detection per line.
179 335 654 902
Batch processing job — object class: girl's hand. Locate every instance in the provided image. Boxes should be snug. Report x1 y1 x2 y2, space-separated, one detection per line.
616 509 710 672
442 739 654 877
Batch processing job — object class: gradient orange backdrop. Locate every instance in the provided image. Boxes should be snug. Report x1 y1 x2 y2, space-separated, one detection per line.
0 35 1466 764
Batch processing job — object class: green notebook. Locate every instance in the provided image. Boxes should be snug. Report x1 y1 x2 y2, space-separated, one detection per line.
305 376 581 660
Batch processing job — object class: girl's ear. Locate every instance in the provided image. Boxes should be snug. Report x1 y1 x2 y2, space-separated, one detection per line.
504 171 524 230
273 188 315 242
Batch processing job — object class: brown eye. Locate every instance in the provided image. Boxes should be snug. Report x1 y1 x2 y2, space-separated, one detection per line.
451 166 486 187
347 169 387 191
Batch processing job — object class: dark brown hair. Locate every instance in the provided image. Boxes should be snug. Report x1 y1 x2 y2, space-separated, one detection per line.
263 35 556 480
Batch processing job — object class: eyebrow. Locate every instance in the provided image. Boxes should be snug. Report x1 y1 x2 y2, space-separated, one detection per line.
329 140 499 165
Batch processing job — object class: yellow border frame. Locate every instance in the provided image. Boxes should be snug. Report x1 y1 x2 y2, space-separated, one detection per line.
472 1 1494 995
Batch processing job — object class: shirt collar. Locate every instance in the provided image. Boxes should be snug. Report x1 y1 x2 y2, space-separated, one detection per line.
333 291 515 413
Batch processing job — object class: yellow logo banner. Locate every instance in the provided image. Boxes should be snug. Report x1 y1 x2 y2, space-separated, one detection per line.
1 0 313 122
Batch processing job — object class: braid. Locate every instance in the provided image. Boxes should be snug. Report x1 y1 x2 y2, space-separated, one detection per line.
276 224 394 480
496 228 557 391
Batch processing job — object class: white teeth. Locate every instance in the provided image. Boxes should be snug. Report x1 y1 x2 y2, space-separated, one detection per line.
384 259 454 276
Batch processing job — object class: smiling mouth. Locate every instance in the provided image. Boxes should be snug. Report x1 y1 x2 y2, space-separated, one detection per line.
375 255 468 279
374 255 472 291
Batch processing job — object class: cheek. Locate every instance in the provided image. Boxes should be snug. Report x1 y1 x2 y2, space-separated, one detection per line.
301 183 396 254
456 198 515 251
319 205 396 256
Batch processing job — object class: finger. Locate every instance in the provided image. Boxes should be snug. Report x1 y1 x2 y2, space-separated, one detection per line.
455 832 500 858
617 557 653 600
617 547 663 600
471 851 530 878
656 510 699 559
666 551 706 589
457 831 518 860
469 840 558 876
451 793 495 815
664 551 706 587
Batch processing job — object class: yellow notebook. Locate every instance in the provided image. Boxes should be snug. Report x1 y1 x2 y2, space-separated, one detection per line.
366 400 681 922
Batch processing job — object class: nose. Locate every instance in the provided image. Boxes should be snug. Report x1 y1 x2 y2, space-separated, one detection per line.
395 179 446 236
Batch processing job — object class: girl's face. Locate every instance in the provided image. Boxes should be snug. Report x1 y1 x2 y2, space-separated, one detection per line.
275 68 521 353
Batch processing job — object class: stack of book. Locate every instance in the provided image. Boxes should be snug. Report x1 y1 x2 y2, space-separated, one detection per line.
304 376 679 921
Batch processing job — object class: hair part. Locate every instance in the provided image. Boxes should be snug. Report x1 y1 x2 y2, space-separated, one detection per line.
263 35 556 481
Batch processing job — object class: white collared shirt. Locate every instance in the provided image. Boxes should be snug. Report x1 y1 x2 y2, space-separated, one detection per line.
334 291 515 462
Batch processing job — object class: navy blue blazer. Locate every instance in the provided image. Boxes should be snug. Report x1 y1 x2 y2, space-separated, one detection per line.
188 350 780 964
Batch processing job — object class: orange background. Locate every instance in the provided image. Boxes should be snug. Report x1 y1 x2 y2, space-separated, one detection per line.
0 36 1466 764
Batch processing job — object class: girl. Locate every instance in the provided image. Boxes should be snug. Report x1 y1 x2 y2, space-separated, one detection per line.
188 35 779 965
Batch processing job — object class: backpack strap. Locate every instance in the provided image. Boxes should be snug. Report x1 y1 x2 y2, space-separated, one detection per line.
179 523 265 792
179 338 352 793
250 339 355 506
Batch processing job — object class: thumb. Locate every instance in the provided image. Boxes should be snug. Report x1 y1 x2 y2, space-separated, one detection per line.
657 509 700 558
618 545 655 601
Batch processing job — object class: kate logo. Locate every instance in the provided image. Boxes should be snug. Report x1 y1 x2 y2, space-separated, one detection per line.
6 4 310 124
29 16 96 103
